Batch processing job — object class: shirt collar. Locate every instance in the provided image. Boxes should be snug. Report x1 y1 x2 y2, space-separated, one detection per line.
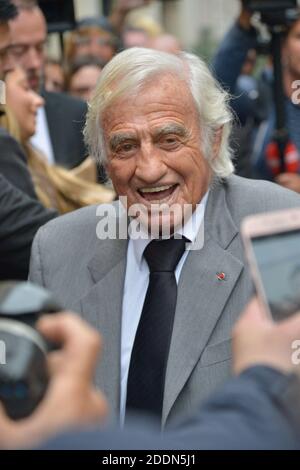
130 191 209 269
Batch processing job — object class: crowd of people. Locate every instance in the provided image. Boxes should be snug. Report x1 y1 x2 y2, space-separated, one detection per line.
1 0 300 452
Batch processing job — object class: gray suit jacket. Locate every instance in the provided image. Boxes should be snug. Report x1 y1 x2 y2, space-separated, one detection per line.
29 175 300 428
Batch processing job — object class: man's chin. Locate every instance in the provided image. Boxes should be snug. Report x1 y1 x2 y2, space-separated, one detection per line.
126 198 194 239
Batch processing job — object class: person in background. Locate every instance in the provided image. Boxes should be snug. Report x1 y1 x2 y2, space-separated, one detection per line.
44 58 65 94
122 25 150 48
8 0 87 168
0 0 57 280
64 17 118 67
147 33 181 55
66 55 103 102
121 14 162 49
2 67 114 213
213 0 300 192
64 1 154 65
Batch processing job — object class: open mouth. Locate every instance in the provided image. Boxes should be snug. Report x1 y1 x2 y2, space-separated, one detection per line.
138 184 178 202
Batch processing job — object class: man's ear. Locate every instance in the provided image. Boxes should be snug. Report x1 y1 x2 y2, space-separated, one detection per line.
212 127 223 161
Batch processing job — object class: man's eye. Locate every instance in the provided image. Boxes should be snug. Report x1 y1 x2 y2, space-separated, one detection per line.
160 136 181 149
10 46 25 57
36 44 45 54
123 144 135 151
115 142 137 157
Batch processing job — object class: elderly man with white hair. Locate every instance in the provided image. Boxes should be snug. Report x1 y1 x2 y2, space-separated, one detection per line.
29 47 300 428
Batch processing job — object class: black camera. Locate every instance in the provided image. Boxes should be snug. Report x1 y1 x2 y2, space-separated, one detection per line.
0 282 61 420
243 0 299 26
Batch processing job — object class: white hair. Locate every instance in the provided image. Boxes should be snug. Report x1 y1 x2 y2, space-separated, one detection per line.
84 47 234 178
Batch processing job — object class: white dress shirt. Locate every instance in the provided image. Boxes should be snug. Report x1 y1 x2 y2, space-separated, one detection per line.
120 192 209 423
31 106 55 165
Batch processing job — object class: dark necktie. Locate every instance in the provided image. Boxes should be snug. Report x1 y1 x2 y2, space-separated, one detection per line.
126 237 186 419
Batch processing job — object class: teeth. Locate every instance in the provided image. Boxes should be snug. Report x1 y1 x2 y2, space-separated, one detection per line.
140 185 173 193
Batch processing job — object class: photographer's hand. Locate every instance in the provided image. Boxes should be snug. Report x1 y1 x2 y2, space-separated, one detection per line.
0 313 108 449
233 297 300 375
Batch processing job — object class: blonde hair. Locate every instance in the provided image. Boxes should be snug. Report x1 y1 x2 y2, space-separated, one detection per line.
0 107 114 214
84 47 234 178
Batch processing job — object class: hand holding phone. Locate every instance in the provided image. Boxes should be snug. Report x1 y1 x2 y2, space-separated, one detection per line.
241 208 300 322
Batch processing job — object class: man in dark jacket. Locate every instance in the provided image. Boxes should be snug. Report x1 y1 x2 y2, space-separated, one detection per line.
0 174 56 280
0 0 56 280
9 0 87 168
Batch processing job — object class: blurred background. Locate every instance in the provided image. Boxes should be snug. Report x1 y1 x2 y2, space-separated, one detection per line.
47 0 239 62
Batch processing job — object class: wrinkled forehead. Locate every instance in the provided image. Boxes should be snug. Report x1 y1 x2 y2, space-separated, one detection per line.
100 72 200 137
9 7 47 44
100 69 193 116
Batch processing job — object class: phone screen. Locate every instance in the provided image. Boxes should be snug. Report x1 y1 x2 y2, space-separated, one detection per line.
252 229 300 322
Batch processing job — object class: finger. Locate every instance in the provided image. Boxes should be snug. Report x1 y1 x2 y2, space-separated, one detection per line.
46 350 64 374
232 297 271 339
90 390 109 421
278 311 300 338
0 403 18 448
0 402 13 427
240 296 270 325
37 313 102 378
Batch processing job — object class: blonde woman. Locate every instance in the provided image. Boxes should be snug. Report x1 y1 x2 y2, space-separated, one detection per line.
2 67 114 213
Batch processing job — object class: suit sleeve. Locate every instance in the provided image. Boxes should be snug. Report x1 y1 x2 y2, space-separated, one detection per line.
39 366 300 450
28 226 47 286
0 174 57 281
165 366 300 450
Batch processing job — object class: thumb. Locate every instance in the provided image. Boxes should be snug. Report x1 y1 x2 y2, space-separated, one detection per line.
0 402 17 448
234 297 271 334
243 296 270 322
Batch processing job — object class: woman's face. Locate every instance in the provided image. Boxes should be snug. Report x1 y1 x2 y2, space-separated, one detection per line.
69 64 102 101
6 67 44 140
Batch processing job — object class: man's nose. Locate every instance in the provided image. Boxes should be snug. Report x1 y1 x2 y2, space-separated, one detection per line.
25 47 43 71
90 41 102 58
135 143 167 183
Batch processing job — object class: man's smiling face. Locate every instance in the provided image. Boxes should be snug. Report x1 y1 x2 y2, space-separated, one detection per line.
103 73 212 233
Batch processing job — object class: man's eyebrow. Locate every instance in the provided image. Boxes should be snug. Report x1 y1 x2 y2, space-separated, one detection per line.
108 124 189 151
9 39 47 48
109 133 136 151
153 123 189 139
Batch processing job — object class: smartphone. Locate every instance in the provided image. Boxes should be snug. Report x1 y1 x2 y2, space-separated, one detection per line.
241 208 300 322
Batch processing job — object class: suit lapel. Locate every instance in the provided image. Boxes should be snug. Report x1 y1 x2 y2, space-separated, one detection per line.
162 179 244 425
